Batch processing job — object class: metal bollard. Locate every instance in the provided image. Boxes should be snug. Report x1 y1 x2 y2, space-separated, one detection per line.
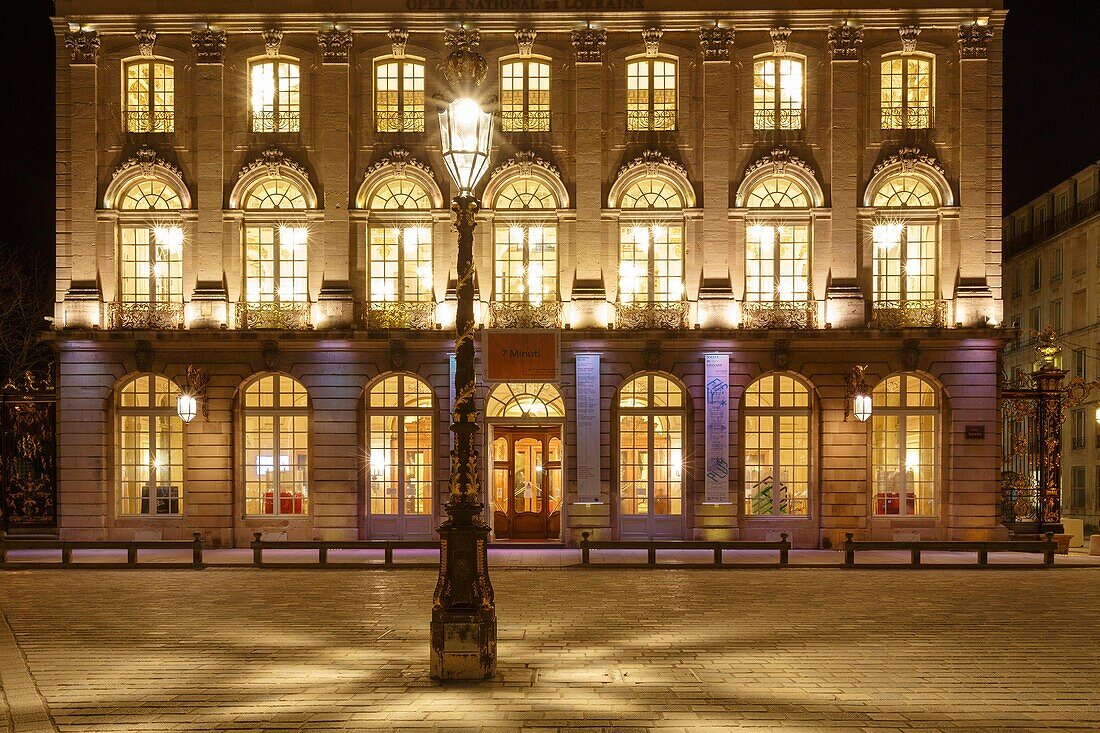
252 532 263 566
192 532 203 568
843 533 855 566
910 546 921 566
580 532 590 564
780 533 790 565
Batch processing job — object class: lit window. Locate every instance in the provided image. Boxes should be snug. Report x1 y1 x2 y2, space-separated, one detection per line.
368 178 433 303
368 374 434 517
368 179 431 211
494 179 557 210
124 59 174 133
120 226 183 305
486 383 564 418
872 374 937 517
626 58 677 131
872 176 937 208
745 177 809 209
243 375 309 516
501 58 550 132
745 225 810 303
744 374 810 516
872 222 936 303
119 179 182 211
250 59 300 133
492 177 558 305
245 225 308 304
117 375 183 516
618 178 683 304
618 373 684 517
881 54 933 130
375 58 425 132
754 55 804 130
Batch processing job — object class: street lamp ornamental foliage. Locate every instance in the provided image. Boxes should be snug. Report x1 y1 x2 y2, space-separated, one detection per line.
429 26 497 682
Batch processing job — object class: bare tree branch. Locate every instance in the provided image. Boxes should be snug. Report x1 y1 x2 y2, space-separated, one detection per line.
0 244 51 387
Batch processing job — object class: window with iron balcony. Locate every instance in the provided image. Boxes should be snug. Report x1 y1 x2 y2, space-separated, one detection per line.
249 58 301 133
375 57 426 133
490 176 561 329
364 177 435 330
500 57 550 133
880 53 934 130
123 58 175 133
753 54 804 131
626 57 677 132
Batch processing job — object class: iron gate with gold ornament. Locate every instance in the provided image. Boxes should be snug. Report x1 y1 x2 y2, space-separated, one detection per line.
0 371 57 534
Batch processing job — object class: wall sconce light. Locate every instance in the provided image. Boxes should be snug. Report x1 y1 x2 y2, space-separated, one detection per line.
178 365 209 423
845 364 872 422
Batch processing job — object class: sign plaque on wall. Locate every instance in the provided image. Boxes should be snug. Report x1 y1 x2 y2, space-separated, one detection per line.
575 353 601 504
483 330 560 382
704 354 731 504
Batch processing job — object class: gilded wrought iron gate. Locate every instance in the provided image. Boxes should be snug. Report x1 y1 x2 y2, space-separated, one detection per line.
1 374 57 533
1001 368 1063 534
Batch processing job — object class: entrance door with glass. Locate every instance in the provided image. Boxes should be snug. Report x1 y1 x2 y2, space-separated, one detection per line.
490 428 562 540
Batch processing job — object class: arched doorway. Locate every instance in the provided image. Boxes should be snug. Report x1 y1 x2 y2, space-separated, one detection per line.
486 382 564 540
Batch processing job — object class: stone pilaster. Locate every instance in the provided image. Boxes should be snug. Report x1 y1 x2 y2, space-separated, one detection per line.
317 29 354 328
191 30 228 328
699 26 733 301
570 28 607 326
63 30 100 327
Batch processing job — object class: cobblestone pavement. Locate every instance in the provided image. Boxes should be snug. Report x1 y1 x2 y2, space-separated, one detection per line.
1 569 1100 732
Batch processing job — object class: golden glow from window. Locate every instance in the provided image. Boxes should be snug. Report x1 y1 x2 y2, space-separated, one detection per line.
873 176 938 207
745 176 810 208
753 55 804 130
872 374 937 517
119 180 182 210
368 374 433 516
619 223 683 303
744 374 810 516
881 54 933 130
245 226 308 303
368 225 432 302
120 226 183 304
375 59 425 133
626 58 677 131
244 179 308 210
872 222 936 303
243 375 309 516
619 178 683 210
250 59 300 133
486 382 564 418
494 224 557 304
124 60 174 133
501 58 550 132
493 179 557 209
368 179 431 210
117 375 183 516
745 224 810 302
618 373 683 517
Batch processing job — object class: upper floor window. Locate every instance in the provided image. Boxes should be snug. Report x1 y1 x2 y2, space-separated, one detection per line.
501 57 550 132
1052 247 1064 282
250 58 300 133
240 176 311 305
626 57 677 131
872 175 937 208
124 58 174 133
367 179 433 303
618 178 683 303
753 54 804 130
116 375 183 516
871 374 938 517
375 57 425 133
113 178 186 308
881 53 934 130
492 178 559 304
1030 259 1042 291
744 176 812 303
243 375 309 516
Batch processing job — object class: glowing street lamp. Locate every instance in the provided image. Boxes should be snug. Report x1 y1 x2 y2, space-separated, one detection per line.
846 365 872 422
176 393 197 423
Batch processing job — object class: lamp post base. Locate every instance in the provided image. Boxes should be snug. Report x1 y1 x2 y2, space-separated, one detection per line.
429 515 496 680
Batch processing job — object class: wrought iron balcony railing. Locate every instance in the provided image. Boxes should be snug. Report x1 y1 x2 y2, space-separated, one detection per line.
741 300 818 330
626 109 676 131
1006 190 1100 255
488 301 563 329
361 301 435 330
251 111 301 134
871 299 948 329
106 301 184 330
236 301 311 330
376 110 426 133
880 105 934 131
500 110 550 133
613 300 688 330
124 110 175 134
753 108 803 131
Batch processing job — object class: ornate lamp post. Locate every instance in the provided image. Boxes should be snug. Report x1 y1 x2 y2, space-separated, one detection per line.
430 28 496 681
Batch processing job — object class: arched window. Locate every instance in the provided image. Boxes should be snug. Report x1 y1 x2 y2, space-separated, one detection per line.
244 179 308 210
627 56 677 131
618 178 684 304
242 179 309 305
367 374 433 518
250 58 300 132
745 175 812 303
242 375 309 516
487 383 564 418
368 179 431 211
872 374 937 517
117 375 183 516
374 56 425 133
743 374 810 516
492 177 559 305
873 176 937 208
119 179 182 211
754 54 804 130
501 56 550 132
618 373 684 519
115 179 185 311
367 177 433 303
881 53 934 130
123 58 174 133
871 176 939 306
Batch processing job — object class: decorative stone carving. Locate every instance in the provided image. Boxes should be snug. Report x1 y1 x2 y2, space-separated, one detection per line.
389 29 409 58
490 150 560 181
744 146 815 179
239 148 309 180
571 27 606 63
64 29 100 64
698 25 734 62
135 30 157 57
364 147 434 181
902 338 921 370
262 29 283 56
191 29 227 63
899 26 921 53
135 340 154 372
262 340 280 370
442 28 487 89
515 28 537 57
618 150 688 181
828 23 863 60
773 339 792 371
113 146 183 181
642 28 663 56
871 146 946 177
643 340 662 371
770 27 792 55
389 340 408 371
958 23 993 59
317 29 353 63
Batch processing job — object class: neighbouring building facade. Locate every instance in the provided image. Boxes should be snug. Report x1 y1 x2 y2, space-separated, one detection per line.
49 0 1009 548
1004 161 1100 531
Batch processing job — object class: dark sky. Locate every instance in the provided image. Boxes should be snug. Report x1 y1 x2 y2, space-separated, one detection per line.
1 0 1097 267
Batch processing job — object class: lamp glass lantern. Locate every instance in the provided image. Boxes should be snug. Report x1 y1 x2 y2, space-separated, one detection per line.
439 97 493 193
853 393 872 422
1094 404 1100 426
177 393 197 423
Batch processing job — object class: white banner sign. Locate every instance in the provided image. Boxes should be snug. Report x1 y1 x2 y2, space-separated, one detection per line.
704 354 731 504
575 353 601 503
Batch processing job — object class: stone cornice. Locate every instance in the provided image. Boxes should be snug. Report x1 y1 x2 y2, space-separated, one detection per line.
239 148 309 180
617 150 687 180
363 147 434 180
871 147 946 177
113 146 183 181
744 146 816 180
490 150 560 181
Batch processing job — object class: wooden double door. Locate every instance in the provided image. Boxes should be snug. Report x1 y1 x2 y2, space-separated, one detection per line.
490 427 562 540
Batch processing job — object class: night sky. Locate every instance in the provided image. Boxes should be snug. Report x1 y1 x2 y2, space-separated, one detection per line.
1 1 1097 271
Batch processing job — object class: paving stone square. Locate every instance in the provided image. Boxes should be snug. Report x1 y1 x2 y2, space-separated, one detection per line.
2 568 1100 732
